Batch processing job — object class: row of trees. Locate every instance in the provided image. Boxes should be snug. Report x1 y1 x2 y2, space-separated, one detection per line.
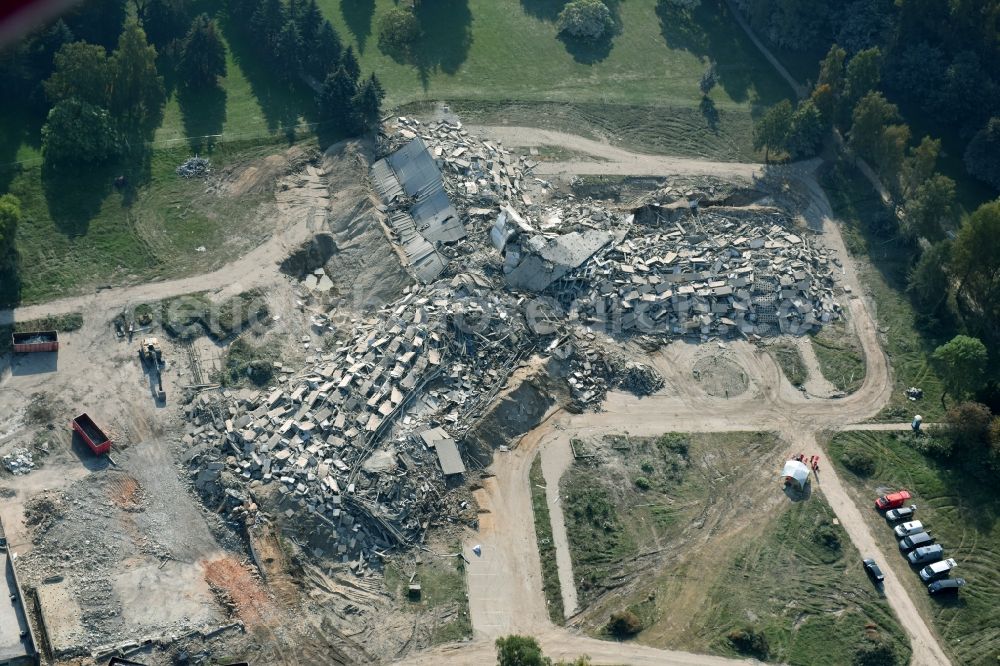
40 17 166 166
735 0 1000 193
229 0 384 134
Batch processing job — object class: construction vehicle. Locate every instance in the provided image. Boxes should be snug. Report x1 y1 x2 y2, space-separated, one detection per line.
137 337 166 402
138 337 163 365
71 413 112 454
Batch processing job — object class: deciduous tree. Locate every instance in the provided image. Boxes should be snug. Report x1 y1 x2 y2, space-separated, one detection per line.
952 200 1000 340
753 99 793 162
495 635 550 666
44 41 112 106
377 7 421 59
901 136 941 197
41 98 119 165
557 0 614 41
932 335 988 404
965 117 1000 191
844 47 881 108
786 100 825 158
903 174 955 241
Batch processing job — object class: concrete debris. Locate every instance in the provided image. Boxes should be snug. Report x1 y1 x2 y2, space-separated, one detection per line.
2 447 34 475
180 116 846 569
552 206 841 339
176 156 211 178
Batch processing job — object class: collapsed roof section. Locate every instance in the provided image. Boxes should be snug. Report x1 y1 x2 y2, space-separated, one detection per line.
372 138 466 284
504 230 614 293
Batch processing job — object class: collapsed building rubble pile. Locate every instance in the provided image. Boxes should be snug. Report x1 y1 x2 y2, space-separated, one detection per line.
179 116 849 567
184 275 538 566
551 206 842 338
387 116 539 208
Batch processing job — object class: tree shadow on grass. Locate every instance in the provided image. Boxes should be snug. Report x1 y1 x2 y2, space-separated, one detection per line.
40 161 117 236
0 108 44 193
657 0 785 105
519 0 569 21
700 95 720 132
178 84 228 154
219 18 313 141
341 0 376 53
558 32 614 64
411 0 473 88
0 253 22 308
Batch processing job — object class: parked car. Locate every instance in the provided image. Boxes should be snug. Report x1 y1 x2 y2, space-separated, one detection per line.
907 544 944 565
893 520 925 538
885 505 917 522
876 490 912 511
919 558 957 582
899 532 934 552
928 578 966 595
863 558 884 584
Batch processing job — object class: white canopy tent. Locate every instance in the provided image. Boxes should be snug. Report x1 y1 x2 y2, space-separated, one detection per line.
782 460 810 489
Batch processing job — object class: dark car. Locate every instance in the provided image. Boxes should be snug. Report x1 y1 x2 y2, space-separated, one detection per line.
928 578 966 595
885 504 917 522
863 558 884 584
899 531 934 552
907 544 944 565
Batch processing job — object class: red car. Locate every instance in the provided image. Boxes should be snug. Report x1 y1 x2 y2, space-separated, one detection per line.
876 490 912 511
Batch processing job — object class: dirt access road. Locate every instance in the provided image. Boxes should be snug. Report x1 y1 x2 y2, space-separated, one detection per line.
400 133 951 665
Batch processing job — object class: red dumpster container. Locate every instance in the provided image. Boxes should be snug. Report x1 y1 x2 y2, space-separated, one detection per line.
71 413 112 455
12 331 59 353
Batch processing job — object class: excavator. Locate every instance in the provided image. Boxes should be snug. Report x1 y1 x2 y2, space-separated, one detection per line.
138 337 166 402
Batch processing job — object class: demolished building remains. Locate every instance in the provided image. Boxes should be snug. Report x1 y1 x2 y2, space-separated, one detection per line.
184 116 844 574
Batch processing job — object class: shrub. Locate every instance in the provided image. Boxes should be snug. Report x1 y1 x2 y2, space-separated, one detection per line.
910 432 953 459
377 7 420 57
634 476 652 491
607 610 643 638
813 519 842 551
945 401 992 453
854 635 898 666
557 0 614 41
840 445 876 476
727 626 769 659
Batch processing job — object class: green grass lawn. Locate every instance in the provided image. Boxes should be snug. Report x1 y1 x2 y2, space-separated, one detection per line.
820 159 948 421
701 494 911 665
810 318 866 394
321 0 793 160
769 340 807 387
4 137 289 305
560 431 910 664
828 431 1000 666
384 541 472 645
530 455 565 623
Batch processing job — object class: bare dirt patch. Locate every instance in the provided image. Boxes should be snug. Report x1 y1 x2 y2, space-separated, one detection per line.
203 555 276 627
692 354 749 398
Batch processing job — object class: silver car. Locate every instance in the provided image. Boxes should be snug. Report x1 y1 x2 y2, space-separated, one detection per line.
919 558 957 582
893 520 924 538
